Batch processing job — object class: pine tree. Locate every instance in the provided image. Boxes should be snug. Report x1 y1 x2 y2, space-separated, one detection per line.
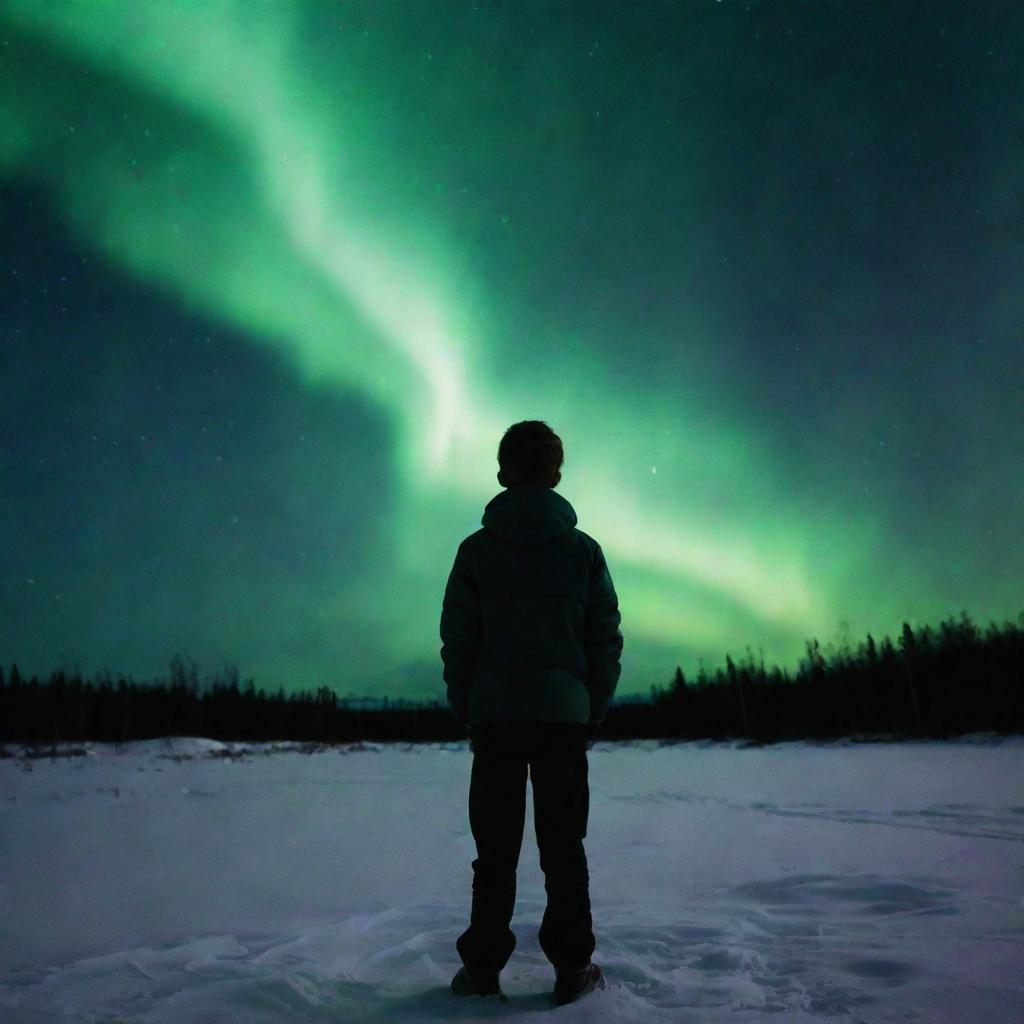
898 621 922 730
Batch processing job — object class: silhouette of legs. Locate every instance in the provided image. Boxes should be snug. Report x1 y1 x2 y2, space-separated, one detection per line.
456 736 527 975
457 721 595 976
532 737 595 971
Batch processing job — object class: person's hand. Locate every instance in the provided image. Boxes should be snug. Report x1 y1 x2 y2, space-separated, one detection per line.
586 720 600 749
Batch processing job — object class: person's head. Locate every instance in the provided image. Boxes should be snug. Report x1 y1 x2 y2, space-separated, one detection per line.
497 420 564 489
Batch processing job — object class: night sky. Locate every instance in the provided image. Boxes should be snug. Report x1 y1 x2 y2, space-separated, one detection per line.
2 1 1021 700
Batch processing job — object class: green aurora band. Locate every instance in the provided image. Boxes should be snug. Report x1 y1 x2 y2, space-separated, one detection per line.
2 1 1020 695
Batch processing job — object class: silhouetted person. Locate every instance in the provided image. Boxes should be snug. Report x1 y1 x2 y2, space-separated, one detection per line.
440 419 623 1005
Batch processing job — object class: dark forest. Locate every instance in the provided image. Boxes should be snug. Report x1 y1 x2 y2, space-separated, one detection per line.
2 610 1020 749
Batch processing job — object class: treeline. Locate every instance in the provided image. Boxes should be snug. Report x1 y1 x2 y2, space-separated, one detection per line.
651 611 1023 743
0 611 1021 746
0 657 467 745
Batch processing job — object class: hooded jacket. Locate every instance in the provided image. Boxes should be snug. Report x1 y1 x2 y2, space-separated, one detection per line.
439 484 623 729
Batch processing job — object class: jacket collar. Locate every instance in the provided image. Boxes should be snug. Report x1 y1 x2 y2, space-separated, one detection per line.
481 485 578 544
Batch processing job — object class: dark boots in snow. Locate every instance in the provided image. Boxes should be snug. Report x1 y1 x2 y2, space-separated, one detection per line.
553 962 606 1006
450 965 508 1001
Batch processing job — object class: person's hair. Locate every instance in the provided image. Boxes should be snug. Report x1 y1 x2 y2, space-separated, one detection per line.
498 420 564 487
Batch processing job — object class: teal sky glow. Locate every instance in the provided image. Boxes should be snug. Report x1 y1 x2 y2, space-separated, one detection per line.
2 1 1021 697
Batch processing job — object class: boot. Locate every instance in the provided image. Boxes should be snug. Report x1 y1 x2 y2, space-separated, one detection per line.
553 962 605 1005
450 965 508 1001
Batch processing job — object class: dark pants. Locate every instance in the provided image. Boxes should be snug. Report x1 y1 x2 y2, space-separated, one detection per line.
456 720 596 975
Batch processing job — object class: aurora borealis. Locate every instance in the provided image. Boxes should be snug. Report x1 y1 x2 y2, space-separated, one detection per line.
2 1 1021 700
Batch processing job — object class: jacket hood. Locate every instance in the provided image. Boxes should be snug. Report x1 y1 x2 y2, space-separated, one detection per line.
481 485 578 545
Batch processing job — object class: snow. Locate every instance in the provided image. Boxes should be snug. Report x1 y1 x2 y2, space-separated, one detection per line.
1 736 1022 1022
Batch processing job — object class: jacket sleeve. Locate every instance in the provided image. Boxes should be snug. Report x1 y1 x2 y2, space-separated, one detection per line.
439 539 482 727
584 543 623 726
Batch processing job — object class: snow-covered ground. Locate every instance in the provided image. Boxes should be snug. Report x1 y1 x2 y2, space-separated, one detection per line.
1 735 1022 1022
